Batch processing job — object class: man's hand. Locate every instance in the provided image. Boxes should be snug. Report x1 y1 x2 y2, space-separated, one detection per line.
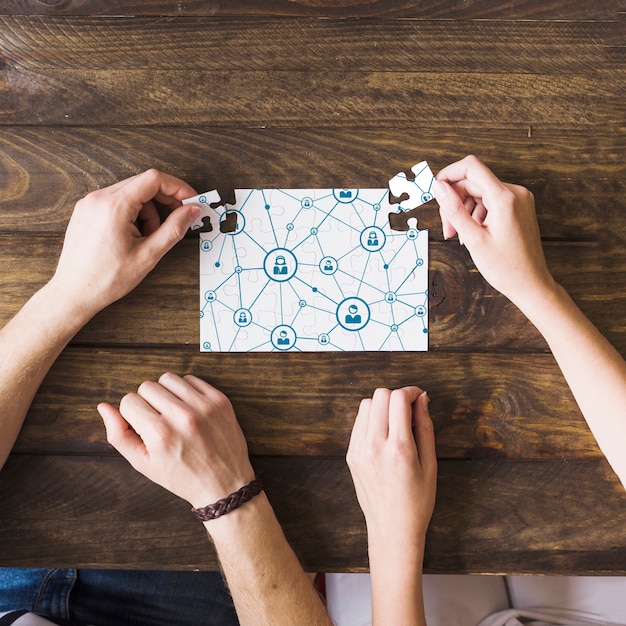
50 169 201 321
98 373 256 509
433 155 555 312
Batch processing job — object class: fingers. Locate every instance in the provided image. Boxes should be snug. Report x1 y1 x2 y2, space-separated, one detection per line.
367 388 391 439
97 402 148 467
143 203 201 259
414 392 437 474
433 179 483 245
115 169 198 212
388 386 422 441
436 154 507 192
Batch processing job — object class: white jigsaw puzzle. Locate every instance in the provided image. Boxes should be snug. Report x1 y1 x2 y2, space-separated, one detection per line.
388 161 436 211
183 170 433 353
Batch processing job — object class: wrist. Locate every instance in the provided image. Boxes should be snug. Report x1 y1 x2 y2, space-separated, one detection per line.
202 490 276 544
513 279 569 329
42 277 100 329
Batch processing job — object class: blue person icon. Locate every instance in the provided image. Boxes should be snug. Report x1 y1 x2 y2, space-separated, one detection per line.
345 304 362 325
277 330 291 346
366 230 379 247
273 255 288 275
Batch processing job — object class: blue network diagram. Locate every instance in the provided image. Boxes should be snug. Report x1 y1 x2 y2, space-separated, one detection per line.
197 188 429 352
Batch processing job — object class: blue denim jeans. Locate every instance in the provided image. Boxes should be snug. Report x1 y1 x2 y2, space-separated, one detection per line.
0 568 238 626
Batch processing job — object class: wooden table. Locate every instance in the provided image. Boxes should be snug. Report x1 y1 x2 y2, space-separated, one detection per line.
0 1 625 575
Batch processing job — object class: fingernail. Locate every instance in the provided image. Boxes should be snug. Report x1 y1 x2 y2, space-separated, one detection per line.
188 205 202 220
433 180 448 198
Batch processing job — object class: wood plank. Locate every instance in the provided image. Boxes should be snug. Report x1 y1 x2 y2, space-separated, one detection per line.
0 17 616 74
0 0 622 20
0 455 624 573
1 68 619 127
11 348 604 460
1 236 624 353
0 127 624 240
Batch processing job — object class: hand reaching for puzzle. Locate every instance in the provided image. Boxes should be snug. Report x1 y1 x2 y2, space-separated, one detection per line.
433 155 556 311
50 169 201 320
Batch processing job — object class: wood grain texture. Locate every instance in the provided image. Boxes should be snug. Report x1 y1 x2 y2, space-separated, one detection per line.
0 0 623 20
10 347 600 460
0 127 624 241
0 455 624 574
0 17 617 73
1 67 618 128
0 5 625 575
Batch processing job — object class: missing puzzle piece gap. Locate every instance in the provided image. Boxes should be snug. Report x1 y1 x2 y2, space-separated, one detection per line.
388 206 422 232
388 161 436 211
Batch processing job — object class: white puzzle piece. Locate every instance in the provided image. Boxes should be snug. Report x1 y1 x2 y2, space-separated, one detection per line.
185 187 429 353
388 161 436 211
184 188 222 231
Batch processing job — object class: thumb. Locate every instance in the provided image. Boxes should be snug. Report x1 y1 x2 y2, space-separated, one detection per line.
144 204 202 259
433 180 482 246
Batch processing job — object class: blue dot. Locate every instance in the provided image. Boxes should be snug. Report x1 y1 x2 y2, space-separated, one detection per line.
423 328 428 333
383 264 389 269
215 262 220 267
265 204 270 210
312 287 318 292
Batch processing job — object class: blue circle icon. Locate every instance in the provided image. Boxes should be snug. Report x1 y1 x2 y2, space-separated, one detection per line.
200 239 213 251
333 188 359 203
360 226 385 252
301 197 313 209
205 290 217 302
271 325 296 351
319 256 338 275
318 333 330 345
264 248 298 282
337 297 370 331
234 308 252 327
407 228 418 240
415 305 427 317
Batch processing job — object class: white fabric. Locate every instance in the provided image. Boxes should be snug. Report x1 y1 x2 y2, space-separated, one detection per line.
507 576 626 623
423 574 511 626
477 607 622 626
326 573 372 626
0 613 55 625
325 574 626 626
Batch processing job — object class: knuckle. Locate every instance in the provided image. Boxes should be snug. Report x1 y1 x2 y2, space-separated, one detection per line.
142 168 162 183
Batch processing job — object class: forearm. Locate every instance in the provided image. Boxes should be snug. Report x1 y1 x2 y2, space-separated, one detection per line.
0 281 90 468
206 493 332 626
368 533 426 626
519 283 626 487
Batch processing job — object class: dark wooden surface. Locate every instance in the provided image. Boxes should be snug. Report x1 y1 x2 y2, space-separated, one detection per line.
0 1 625 574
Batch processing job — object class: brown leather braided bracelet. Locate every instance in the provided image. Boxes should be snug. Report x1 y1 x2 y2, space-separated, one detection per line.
191 478 264 521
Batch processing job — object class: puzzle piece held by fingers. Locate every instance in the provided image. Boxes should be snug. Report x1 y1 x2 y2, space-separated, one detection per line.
183 189 222 232
388 161 436 211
